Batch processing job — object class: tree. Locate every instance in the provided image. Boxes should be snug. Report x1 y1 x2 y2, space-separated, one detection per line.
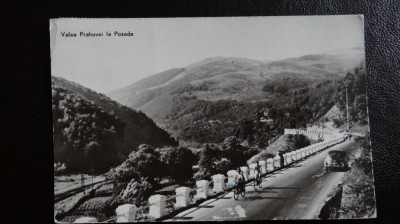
110 144 163 184
51 80 176 175
167 147 196 183
194 145 217 180
130 144 163 182
244 147 261 160
340 143 375 218
220 136 247 169
84 141 101 172
215 159 231 174
267 108 278 120
344 72 355 88
262 82 275 93
354 94 367 121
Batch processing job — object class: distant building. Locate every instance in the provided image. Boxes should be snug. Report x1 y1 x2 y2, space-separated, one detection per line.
192 165 199 170
208 120 222 125
260 118 274 128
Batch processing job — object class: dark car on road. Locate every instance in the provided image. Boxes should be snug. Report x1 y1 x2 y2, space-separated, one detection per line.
324 149 349 171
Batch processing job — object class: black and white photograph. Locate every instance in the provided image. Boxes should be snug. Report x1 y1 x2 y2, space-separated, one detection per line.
51 16 376 222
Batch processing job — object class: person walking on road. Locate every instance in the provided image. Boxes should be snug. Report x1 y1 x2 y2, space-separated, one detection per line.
255 161 262 177
80 174 84 187
278 150 285 167
255 161 262 184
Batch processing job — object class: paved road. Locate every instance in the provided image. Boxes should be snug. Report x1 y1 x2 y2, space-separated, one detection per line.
166 140 359 221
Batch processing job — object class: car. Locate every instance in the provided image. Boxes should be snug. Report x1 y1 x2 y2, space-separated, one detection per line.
324 149 350 172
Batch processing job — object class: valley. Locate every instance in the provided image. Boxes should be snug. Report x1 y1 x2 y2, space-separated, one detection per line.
53 48 370 222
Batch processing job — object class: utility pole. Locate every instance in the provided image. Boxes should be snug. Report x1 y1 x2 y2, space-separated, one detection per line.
291 93 297 129
91 166 94 190
344 81 350 131
295 104 297 129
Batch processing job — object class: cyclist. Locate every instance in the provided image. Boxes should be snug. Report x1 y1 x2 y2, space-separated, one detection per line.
235 167 245 193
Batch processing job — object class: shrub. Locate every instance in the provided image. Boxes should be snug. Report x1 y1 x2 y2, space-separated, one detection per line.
259 151 275 161
285 134 311 152
109 144 163 184
341 143 375 218
54 162 67 175
332 118 344 128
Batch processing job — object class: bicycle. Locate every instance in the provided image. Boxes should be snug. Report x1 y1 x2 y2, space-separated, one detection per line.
233 182 245 200
253 171 262 189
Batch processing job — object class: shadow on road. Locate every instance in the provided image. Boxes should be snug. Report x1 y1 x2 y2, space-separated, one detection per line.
268 186 302 190
326 168 350 172
246 190 279 194
270 168 295 175
216 196 232 200
240 196 285 200
168 216 194 220
197 205 214 209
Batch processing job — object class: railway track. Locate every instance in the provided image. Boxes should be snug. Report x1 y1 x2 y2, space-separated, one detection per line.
54 180 110 203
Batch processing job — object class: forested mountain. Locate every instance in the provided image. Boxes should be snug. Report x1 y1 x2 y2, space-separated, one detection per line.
52 76 178 174
108 48 367 146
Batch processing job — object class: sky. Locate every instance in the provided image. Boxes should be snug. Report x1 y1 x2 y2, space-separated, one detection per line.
50 15 365 93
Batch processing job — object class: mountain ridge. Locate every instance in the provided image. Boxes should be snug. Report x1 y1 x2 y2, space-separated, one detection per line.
52 76 178 173
106 48 366 144
108 48 364 105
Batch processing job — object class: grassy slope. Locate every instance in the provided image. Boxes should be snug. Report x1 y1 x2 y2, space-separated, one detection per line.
107 48 365 144
247 135 288 164
109 68 184 101
109 48 363 107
